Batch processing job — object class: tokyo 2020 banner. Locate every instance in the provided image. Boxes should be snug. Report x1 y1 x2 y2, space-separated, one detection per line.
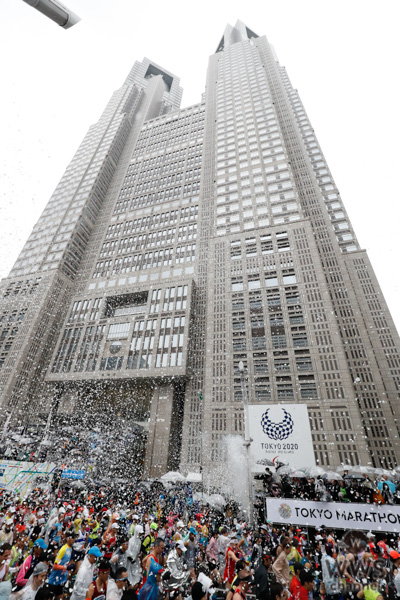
248 404 315 471
267 498 400 532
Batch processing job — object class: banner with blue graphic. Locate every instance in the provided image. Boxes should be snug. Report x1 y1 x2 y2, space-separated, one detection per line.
248 404 315 470
61 469 85 480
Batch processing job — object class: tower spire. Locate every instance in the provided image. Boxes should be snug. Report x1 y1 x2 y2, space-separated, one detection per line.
216 20 258 53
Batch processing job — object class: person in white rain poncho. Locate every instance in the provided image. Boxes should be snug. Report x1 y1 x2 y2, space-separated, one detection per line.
11 562 48 600
70 547 103 600
126 525 143 587
106 567 128 600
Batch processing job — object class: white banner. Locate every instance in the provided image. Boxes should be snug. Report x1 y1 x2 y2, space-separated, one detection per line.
248 404 315 471
0 461 55 499
267 498 400 532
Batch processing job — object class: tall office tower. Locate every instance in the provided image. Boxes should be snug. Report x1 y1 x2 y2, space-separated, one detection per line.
1 21 400 479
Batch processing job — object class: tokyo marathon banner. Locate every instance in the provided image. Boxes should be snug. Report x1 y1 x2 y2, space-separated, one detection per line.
248 404 315 471
267 498 400 532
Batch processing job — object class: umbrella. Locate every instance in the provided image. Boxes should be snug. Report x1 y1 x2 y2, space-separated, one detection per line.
306 466 326 478
289 470 307 478
347 465 374 475
186 472 202 482
69 480 86 489
337 465 354 473
256 458 275 466
277 465 296 475
39 439 53 446
372 468 395 480
207 493 226 507
323 471 343 481
378 480 396 493
160 471 186 482
344 473 365 480
18 437 34 444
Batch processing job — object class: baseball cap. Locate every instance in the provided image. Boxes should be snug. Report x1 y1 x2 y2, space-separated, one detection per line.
5 518 13 525
390 550 400 560
176 540 187 552
132 514 139 520
34 539 48 549
88 547 102 558
150 523 158 530
111 523 120 530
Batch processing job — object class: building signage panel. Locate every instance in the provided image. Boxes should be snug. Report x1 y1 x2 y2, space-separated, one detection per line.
0 461 55 498
248 404 315 470
267 498 400 532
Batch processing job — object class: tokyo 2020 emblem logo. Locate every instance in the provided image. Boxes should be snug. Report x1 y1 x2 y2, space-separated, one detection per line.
278 503 292 519
261 408 294 440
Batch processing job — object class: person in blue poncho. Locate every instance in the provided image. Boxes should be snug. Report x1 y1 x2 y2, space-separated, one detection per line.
137 553 164 600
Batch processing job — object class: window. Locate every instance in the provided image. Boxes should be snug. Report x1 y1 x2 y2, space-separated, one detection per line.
266 276 278 288
105 292 148 317
232 281 244 292
283 274 297 285
107 322 130 339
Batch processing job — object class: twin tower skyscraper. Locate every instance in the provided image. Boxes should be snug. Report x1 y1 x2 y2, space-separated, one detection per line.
1 21 399 479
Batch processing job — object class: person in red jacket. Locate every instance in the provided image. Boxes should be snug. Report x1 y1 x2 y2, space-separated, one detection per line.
290 569 314 600
377 536 389 560
289 563 303 597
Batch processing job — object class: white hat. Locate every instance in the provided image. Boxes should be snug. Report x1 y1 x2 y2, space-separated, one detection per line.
177 520 184 528
132 514 139 520
111 523 119 529
315 535 323 541
9 507 16 513
135 525 144 535
58 507 66 514
176 540 186 552
5 518 13 525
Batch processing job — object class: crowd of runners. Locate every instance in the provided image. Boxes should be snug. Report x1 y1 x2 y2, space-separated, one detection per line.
0 481 400 600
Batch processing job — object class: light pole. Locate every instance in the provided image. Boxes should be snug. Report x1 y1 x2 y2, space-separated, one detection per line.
238 360 254 527
22 0 80 29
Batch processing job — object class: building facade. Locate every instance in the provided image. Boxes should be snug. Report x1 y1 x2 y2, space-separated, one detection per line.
1 21 400 479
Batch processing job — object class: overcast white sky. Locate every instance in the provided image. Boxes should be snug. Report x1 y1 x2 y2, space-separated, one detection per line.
1 0 399 332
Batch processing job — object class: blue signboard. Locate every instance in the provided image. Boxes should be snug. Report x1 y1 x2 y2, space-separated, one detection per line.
61 469 85 480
